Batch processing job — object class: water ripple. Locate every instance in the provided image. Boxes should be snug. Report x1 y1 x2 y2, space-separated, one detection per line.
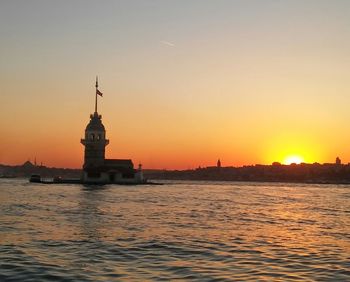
0 180 349 281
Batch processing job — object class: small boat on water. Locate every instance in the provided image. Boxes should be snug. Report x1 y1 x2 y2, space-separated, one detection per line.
28 174 81 184
29 174 41 183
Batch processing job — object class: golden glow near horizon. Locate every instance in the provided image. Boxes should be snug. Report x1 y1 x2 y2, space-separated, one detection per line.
283 156 304 165
1 1 350 169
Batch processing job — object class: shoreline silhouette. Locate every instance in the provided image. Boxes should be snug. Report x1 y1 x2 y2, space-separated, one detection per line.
2 160 350 185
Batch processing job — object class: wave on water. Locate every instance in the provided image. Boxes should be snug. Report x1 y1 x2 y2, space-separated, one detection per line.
0 180 350 281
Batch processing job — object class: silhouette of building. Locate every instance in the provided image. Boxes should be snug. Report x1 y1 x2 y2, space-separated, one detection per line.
22 160 35 169
336 157 341 165
80 78 143 184
217 159 221 168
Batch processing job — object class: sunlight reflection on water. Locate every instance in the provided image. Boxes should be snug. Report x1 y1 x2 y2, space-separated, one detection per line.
0 179 350 281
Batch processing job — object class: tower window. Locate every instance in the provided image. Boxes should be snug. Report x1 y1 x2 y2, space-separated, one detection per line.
90 133 95 140
97 134 101 140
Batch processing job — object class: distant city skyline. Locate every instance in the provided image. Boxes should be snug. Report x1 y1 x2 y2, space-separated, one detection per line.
1 0 350 169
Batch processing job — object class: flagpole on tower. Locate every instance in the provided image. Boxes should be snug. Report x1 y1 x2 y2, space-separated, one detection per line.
95 76 98 113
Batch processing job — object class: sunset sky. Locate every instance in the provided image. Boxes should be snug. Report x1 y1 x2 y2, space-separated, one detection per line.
1 0 350 169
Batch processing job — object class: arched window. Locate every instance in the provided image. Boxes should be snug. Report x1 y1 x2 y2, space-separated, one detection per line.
97 134 101 140
90 133 95 140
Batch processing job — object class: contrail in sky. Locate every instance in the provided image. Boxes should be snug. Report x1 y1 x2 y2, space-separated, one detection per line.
160 40 175 47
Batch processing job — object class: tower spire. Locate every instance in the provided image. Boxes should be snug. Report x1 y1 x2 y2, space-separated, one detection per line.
95 76 98 113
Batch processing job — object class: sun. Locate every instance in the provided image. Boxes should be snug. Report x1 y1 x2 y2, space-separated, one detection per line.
283 155 304 165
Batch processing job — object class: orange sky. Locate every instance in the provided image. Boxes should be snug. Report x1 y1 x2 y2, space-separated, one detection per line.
1 1 350 169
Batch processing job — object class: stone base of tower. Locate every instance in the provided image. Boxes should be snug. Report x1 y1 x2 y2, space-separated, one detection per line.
81 170 145 184
81 159 145 184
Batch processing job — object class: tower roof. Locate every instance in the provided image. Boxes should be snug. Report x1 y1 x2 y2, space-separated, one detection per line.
85 112 105 131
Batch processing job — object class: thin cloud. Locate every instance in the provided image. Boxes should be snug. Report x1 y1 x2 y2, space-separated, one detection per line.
160 40 175 47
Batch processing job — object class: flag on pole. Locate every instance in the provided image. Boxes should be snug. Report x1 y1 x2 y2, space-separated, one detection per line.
96 89 103 97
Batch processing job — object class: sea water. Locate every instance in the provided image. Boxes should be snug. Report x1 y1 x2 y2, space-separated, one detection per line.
0 179 349 281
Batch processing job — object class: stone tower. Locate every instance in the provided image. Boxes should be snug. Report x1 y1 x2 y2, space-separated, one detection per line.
80 112 109 168
80 77 109 169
